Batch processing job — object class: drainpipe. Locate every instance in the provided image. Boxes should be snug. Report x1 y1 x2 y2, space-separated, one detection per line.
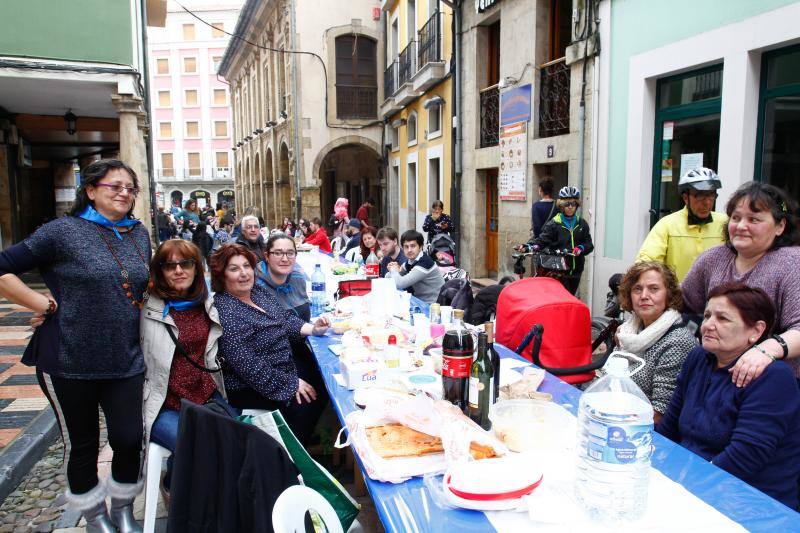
289 0 303 221
139 0 158 245
450 0 463 260
576 0 593 201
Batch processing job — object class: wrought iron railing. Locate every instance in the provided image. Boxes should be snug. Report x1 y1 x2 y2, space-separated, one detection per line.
417 11 441 69
479 84 500 148
384 61 397 99
398 41 417 87
538 58 571 138
336 85 378 119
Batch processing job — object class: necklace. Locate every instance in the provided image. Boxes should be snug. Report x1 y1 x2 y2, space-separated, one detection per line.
95 225 151 308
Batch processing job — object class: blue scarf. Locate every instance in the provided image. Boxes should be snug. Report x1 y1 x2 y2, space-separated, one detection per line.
163 297 203 318
560 213 577 230
78 205 139 240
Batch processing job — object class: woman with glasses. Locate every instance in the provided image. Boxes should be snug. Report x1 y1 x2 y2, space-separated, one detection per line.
140 240 234 503
0 159 149 532
211 244 330 444
525 186 594 295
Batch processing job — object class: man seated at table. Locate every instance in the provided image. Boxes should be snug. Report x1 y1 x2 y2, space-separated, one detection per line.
377 226 406 277
342 219 362 255
385 230 444 304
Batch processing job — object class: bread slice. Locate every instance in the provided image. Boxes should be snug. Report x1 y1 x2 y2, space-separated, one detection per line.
366 424 444 458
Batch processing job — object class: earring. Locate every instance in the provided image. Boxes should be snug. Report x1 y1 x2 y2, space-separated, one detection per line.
749 337 755 343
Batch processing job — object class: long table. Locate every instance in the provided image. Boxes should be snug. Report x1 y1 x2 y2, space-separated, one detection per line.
297 251 799 531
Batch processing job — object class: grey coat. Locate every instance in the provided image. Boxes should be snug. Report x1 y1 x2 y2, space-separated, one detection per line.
139 294 226 448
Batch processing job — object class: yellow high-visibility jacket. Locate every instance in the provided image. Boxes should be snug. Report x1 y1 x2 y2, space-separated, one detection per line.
636 207 728 282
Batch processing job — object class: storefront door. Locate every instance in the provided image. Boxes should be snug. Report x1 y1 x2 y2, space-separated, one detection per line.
485 169 498 275
651 66 722 226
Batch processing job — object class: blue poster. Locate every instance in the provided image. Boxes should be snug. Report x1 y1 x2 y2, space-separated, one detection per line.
500 84 532 126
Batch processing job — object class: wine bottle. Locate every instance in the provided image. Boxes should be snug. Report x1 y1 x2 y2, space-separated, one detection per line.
485 322 500 404
468 331 493 430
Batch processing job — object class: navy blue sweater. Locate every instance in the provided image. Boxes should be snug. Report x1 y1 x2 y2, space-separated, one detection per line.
0 217 150 379
656 346 800 508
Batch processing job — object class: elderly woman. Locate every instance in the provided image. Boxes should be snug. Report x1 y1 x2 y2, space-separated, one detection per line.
657 283 800 508
140 240 235 499
682 182 800 387
0 159 149 532
614 262 697 422
212 244 330 444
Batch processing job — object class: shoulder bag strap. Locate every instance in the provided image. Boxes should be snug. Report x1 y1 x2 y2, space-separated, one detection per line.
164 322 222 373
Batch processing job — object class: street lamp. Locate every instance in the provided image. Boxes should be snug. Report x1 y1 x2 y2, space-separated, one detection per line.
64 110 77 135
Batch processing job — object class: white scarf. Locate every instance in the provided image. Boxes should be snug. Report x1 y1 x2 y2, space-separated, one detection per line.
616 308 682 355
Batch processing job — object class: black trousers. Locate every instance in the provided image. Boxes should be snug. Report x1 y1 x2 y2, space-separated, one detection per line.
227 341 328 445
37 370 144 494
561 275 581 295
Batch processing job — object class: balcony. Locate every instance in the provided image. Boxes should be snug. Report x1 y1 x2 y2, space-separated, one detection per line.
154 168 233 182
413 11 446 92
336 85 378 119
383 61 397 102
395 41 421 106
479 85 500 148
538 58 571 138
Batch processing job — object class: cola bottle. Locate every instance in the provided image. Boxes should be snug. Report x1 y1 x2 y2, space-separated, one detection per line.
442 309 474 413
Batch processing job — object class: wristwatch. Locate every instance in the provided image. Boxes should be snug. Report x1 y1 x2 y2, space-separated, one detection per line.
772 334 789 360
42 298 57 317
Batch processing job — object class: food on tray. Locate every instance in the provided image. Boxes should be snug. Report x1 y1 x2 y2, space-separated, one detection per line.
468 442 498 460
499 367 547 400
297 243 314 252
332 264 349 275
366 424 444 458
489 399 574 453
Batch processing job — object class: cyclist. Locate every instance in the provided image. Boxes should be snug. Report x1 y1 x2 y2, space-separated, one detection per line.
636 167 727 282
516 186 593 295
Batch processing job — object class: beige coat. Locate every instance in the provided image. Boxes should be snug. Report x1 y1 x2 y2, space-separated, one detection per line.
139 293 226 447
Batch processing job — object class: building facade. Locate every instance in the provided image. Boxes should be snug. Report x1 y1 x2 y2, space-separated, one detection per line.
0 0 166 246
591 0 800 314
458 0 598 284
220 0 384 228
380 0 454 234
148 0 241 212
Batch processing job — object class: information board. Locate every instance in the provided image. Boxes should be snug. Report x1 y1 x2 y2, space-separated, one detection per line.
499 122 527 201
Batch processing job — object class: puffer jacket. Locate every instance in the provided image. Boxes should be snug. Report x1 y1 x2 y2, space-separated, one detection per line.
532 213 594 276
139 294 226 447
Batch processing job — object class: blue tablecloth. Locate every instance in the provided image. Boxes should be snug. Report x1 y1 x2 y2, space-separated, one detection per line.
307 307 800 531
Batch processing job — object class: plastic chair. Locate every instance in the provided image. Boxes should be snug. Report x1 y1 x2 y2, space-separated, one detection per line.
143 441 171 533
272 485 344 533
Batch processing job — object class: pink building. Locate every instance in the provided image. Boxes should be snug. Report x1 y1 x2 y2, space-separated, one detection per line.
147 0 242 210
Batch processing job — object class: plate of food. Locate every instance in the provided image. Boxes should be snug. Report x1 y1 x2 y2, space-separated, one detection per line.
442 455 543 510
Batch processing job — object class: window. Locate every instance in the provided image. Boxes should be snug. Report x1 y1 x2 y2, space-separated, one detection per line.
159 122 173 138
390 125 399 151
428 157 441 207
182 24 195 40
156 58 169 75
213 120 228 138
187 153 201 176
184 89 199 106
160 153 174 177
334 35 378 119
157 90 171 107
407 112 417 145
428 105 441 137
215 151 229 169
211 22 224 38
183 57 197 73
277 47 287 115
212 56 222 71
213 88 227 106
185 121 200 138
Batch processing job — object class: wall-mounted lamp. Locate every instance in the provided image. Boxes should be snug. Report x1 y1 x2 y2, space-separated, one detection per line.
390 118 407 128
423 96 445 109
64 110 77 135
497 76 519 89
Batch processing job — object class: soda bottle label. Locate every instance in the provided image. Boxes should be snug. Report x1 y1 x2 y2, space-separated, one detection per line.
311 282 325 292
585 421 653 465
365 263 379 277
442 355 471 378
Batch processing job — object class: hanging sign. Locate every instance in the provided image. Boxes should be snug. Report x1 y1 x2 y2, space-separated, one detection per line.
499 122 527 201
500 84 532 126
476 0 501 13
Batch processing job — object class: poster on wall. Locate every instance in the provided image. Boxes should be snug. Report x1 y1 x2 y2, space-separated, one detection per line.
680 152 704 175
499 122 527 201
500 84 532 127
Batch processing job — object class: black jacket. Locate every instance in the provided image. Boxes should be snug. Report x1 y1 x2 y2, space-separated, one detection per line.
468 283 506 325
167 401 299 533
532 213 594 275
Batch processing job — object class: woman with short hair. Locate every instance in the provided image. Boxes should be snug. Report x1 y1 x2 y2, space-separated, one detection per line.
657 282 800 508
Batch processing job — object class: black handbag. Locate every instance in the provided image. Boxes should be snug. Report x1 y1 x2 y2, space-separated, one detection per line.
535 252 569 272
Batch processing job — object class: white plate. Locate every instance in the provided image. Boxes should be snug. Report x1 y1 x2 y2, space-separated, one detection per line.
442 475 529 511
447 455 543 498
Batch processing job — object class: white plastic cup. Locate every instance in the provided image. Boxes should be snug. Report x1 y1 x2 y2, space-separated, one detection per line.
440 306 454 325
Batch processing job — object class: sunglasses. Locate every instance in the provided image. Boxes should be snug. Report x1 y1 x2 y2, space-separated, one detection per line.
562 201 579 207
161 259 196 272
95 183 140 197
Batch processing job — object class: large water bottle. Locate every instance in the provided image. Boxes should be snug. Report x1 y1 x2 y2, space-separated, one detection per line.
575 353 653 523
310 264 326 317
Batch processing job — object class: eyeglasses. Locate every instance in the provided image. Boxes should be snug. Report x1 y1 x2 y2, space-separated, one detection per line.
562 201 579 207
95 183 140 197
161 259 196 271
689 191 718 201
269 250 297 259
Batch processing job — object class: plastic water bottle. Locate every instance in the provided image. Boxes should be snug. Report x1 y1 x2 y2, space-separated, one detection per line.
575 353 653 523
310 264 326 317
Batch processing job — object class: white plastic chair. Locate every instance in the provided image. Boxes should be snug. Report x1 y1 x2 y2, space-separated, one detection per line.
272 485 344 533
143 441 171 533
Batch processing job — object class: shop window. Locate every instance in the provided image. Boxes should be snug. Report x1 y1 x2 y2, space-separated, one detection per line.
756 44 800 203
651 65 723 226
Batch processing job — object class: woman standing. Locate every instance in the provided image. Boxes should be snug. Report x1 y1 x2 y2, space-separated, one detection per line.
328 198 350 239
0 159 150 532
422 200 452 244
177 199 201 225
141 240 233 498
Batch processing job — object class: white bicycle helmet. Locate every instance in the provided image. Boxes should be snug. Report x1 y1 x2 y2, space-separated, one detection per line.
558 186 580 199
678 167 722 192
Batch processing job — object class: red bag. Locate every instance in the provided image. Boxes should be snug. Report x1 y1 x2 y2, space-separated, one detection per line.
495 277 594 384
336 279 372 299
